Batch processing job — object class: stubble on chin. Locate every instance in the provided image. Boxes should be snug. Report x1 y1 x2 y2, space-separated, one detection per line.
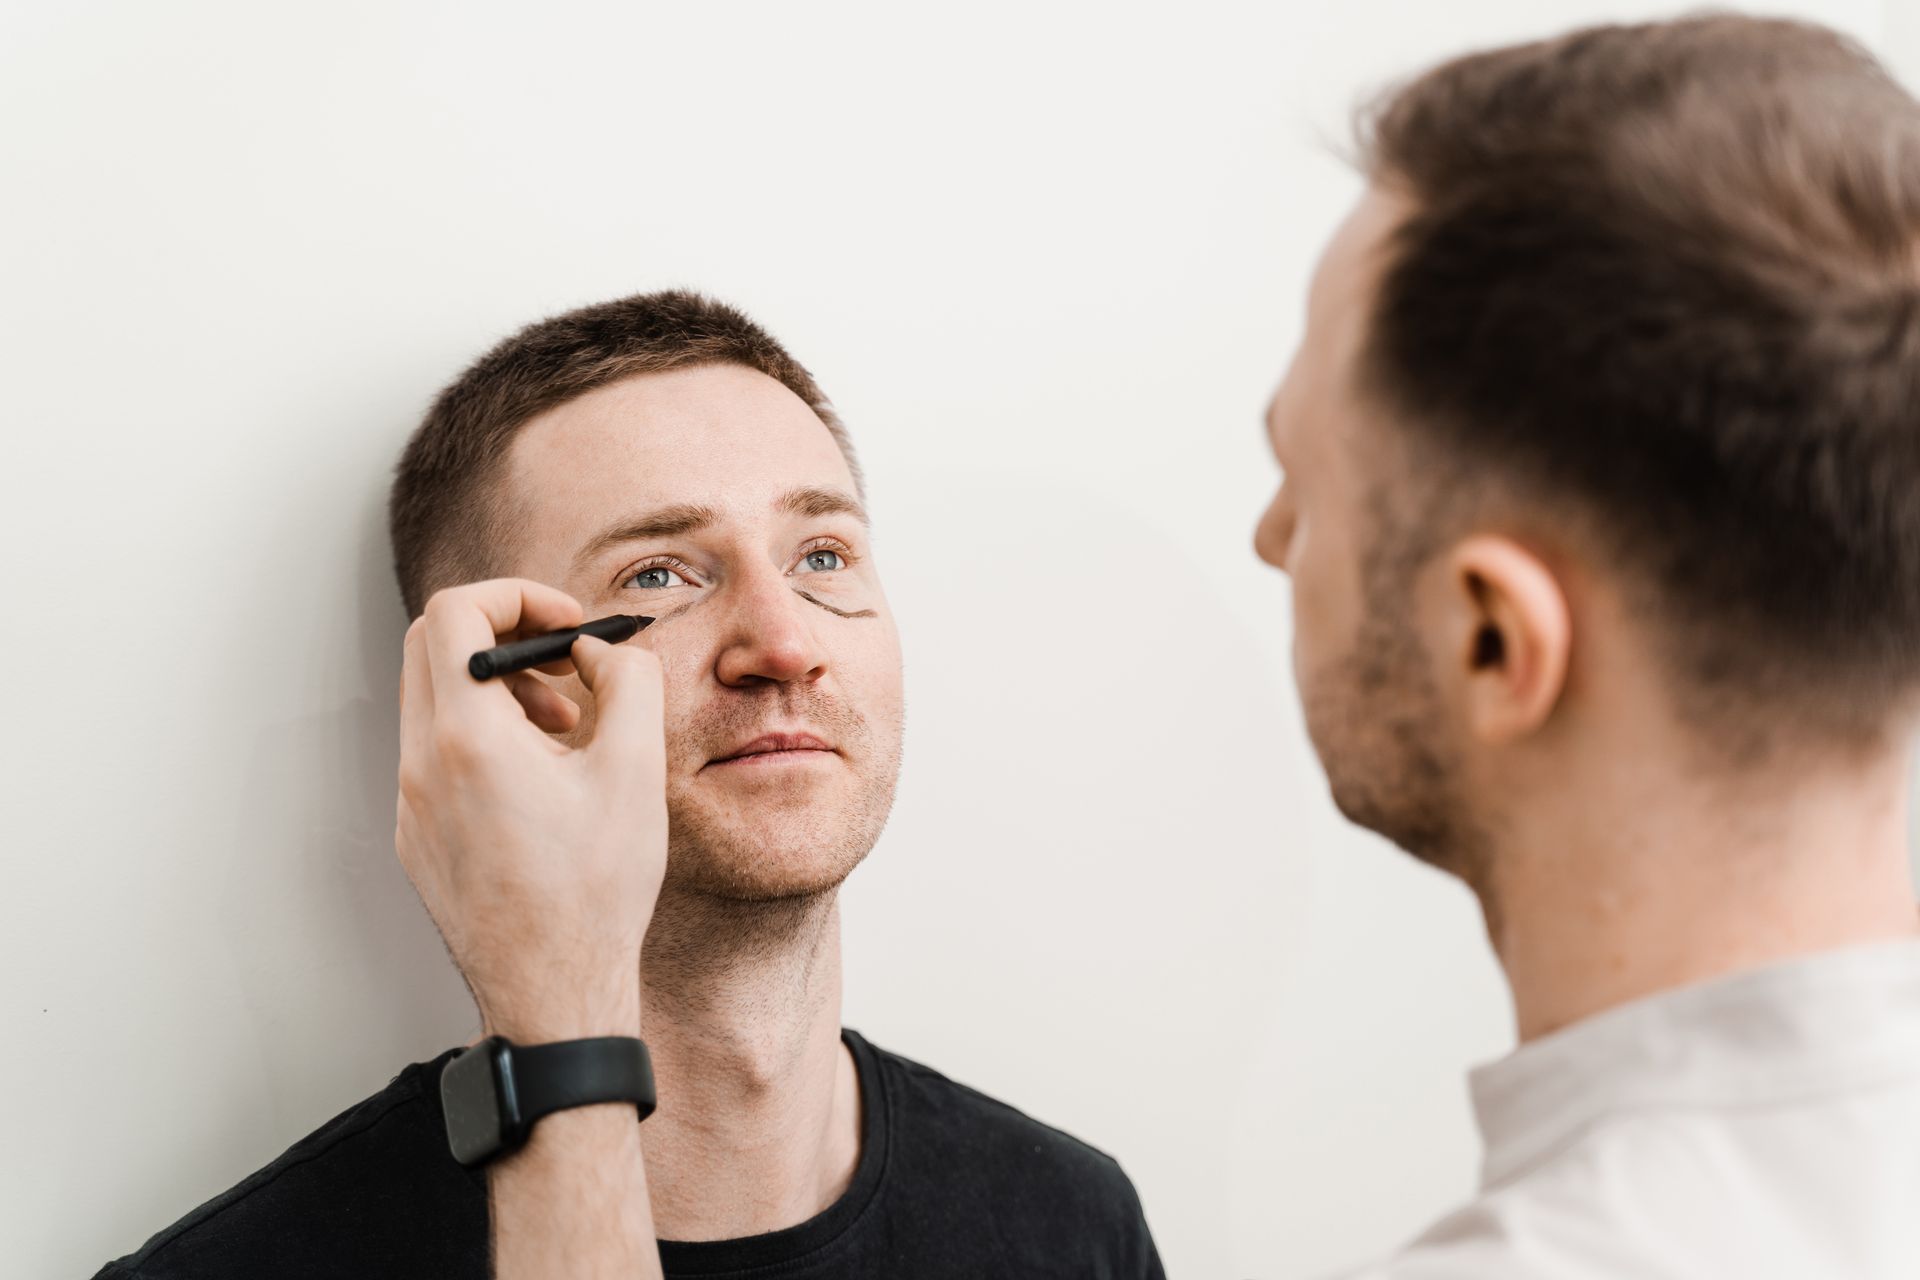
661 700 904 902
658 772 896 902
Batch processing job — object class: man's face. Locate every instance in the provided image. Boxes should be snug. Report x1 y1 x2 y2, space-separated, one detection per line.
503 363 905 901
1254 188 1481 871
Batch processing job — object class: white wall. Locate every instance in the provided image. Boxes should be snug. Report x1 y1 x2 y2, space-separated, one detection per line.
0 3 1901 1277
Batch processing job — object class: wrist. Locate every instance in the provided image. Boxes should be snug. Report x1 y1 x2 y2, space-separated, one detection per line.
442 1029 655 1170
494 1102 646 1169
478 984 642 1042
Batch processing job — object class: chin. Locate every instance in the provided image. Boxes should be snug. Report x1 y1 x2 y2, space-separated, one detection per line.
663 849 866 902
661 802 881 902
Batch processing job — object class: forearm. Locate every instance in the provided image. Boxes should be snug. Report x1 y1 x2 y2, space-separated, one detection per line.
483 984 660 1280
393 582 671 1279
489 1103 661 1280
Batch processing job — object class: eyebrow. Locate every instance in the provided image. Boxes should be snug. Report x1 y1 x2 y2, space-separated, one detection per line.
570 503 718 574
570 487 870 575
778 485 869 526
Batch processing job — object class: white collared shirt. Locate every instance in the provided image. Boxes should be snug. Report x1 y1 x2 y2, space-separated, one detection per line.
1337 937 1920 1279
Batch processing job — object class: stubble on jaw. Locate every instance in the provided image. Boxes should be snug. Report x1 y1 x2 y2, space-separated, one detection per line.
1304 480 1494 893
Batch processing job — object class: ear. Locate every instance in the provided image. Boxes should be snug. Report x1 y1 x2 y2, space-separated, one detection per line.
1443 535 1571 744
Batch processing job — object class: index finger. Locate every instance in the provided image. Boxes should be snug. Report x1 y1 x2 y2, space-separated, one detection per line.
422 578 585 733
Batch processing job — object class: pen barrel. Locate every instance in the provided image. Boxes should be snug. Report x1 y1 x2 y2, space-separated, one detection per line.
467 614 643 680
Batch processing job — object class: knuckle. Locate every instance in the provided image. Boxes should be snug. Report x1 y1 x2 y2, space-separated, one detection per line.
432 724 478 768
397 762 429 805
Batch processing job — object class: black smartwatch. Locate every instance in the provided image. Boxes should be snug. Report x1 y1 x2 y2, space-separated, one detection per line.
440 1035 656 1168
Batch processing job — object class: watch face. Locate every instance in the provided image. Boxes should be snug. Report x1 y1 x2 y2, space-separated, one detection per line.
441 1040 505 1167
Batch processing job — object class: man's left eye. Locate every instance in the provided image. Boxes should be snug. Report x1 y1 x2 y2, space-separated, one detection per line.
800 549 845 573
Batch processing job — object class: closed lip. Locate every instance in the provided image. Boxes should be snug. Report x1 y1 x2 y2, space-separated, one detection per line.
706 731 836 766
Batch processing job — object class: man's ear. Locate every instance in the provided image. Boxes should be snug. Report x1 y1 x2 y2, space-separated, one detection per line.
1444 535 1571 744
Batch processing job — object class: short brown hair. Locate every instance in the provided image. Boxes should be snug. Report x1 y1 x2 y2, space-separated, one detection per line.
1357 14 1920 739
387 290 860 619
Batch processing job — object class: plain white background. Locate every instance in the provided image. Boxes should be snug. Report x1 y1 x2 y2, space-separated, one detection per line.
4 2 1916 1277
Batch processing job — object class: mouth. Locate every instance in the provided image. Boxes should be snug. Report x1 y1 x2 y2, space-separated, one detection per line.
703 731 838 770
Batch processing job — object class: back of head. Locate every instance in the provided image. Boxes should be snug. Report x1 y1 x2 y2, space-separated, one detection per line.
1358 14 1920 748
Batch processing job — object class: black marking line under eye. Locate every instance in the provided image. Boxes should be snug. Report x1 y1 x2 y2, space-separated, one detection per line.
645 600 699 624
796 588 876 619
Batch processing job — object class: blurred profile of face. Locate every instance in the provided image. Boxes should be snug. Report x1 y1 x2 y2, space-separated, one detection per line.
502 363 905 901
1253 188 1481 871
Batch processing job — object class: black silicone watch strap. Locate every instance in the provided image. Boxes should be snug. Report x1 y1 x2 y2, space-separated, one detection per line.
514 1036 657 1127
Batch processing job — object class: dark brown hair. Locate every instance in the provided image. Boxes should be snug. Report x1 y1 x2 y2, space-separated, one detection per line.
387 290 859 620
1357 14 1920 738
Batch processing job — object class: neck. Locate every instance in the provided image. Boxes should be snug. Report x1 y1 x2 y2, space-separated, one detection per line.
636 887 859 1242
1483 737 1919 1043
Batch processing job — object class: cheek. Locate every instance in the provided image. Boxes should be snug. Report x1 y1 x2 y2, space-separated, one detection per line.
649 643 709 734
819 613 905 746
1289 563 1330 687
1286 530 1362 684
572 627 704 740
846 618 905 708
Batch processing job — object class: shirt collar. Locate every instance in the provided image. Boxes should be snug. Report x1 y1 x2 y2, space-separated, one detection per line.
1468 936 1920 1189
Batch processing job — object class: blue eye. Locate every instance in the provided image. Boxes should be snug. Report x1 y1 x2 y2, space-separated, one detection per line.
625 565 687 590
800 549 844 573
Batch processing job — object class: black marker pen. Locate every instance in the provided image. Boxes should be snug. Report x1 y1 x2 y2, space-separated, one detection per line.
468 614 656 680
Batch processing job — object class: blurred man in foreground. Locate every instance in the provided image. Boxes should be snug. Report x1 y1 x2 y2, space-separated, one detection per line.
1255 15 1920 1277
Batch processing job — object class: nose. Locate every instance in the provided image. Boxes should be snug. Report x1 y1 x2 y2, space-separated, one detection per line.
712 561 829 688
1254 485 1295 572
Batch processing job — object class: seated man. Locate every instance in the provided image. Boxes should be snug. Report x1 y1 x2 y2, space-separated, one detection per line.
95 291 1163 1279
1255 14 1920 1278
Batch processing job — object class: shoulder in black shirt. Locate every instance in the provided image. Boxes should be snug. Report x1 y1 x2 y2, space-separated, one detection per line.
94 1029 1165 1279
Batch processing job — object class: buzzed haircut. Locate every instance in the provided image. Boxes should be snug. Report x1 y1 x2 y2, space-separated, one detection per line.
1356 14 1920 741
387 290 860 620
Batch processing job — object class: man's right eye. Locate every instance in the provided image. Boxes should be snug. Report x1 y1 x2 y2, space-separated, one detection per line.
625 565 688 590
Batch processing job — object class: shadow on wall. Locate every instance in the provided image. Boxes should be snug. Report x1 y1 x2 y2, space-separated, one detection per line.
216 479 473 1135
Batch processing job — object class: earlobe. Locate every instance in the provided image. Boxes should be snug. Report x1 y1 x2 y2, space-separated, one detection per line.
1450 536 1572 744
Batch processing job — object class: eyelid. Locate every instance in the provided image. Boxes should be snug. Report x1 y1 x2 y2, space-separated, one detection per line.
793 535 859 571
615 553 703 591
613 536 858 590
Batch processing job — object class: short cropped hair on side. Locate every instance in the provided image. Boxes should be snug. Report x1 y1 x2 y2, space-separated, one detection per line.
1355 14 1920 742
387 290 860 620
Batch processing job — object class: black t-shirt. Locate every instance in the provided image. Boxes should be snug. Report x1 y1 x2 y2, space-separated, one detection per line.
94 1028 1165 1279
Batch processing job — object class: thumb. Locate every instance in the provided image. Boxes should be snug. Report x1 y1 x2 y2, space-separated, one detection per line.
570 634 666 769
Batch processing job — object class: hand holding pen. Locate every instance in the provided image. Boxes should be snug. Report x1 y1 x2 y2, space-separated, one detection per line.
394 579 667 1041
467 612 657 680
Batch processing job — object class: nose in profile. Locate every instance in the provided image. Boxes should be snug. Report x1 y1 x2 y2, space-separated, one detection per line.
1254 487 1296 571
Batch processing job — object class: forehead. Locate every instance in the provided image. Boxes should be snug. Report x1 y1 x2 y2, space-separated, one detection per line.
1267 186 1409 453
1315 185 1405 318
505 363 856 535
